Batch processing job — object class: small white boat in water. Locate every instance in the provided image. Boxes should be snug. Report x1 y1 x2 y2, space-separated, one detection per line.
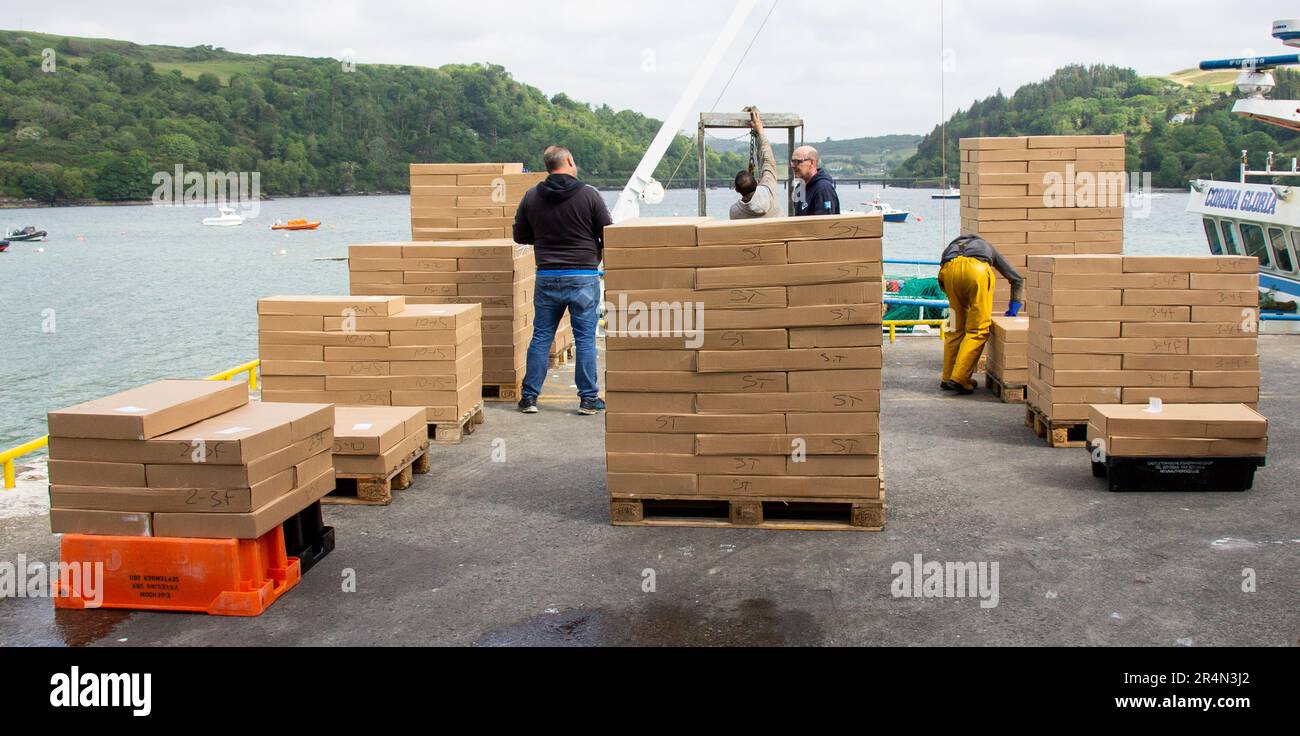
202 207 245 227
932 186 961 200
864 198 910 223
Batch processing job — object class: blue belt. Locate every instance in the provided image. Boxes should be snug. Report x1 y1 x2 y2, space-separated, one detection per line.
537 269 602 277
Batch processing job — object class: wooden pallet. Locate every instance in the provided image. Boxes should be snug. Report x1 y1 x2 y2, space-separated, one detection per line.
430 402 485 444
549 345 576 368
610 490 886 533
325 443 431 506
1025 405 1088 449
985 373 1027 404
483 381 523 402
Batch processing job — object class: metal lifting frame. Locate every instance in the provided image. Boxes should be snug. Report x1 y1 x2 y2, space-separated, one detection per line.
697 112 804 216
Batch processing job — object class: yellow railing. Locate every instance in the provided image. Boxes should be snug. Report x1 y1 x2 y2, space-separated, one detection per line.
2 359 260 489
884 320 948 344
206 359 261 391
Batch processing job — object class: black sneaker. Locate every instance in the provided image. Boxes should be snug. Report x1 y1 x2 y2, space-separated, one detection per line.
940 381 958 392
946 381 975 396
518 398 539 414
578 398 606 416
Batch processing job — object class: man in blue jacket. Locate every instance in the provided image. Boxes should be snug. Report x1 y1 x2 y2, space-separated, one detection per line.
791 145 840 217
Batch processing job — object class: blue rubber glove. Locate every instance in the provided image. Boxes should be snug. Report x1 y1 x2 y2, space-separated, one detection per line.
1005 300 1023 318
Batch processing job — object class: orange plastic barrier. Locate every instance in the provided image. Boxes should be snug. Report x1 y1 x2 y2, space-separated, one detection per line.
55 526 301 616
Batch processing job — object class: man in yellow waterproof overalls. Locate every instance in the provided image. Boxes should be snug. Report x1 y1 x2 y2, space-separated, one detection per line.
938 234 1025 395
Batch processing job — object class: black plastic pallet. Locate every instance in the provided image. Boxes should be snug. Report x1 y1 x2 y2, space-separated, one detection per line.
1088 452 1266 493
283 502 335 573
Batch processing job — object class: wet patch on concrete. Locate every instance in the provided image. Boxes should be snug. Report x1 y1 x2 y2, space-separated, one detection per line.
53 608 131 647
474 599 824 647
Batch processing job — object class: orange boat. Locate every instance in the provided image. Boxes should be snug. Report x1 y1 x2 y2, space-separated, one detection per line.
271 219 321 231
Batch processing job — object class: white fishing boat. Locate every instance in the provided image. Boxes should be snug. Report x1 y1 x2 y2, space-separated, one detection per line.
932 186 960 200
202 207 246 227
1188 19 1300 308
864 197 910 223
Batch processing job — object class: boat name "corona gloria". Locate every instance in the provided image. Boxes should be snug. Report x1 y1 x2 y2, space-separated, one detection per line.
1204 186 1279 216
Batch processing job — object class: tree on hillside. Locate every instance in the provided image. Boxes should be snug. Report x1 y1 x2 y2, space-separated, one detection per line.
94 152 153 200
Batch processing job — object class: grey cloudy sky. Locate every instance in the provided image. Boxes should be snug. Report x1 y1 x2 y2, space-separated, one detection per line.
11 1 1298 139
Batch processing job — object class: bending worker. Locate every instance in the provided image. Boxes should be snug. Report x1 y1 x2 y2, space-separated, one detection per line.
938 234 1025 395
730 108 782 219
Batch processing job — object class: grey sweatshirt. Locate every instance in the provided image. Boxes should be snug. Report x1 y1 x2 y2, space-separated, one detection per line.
729 133 782 220
941 234 1026 303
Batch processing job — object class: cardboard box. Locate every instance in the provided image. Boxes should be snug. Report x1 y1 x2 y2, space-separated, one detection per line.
603 269 696 291
1124 354 1259 371
50 509 153 537
1102 436 1267 457
47 460 146 488
788 369 882 392
48 381 249 441
697 347 881 373
605 351 698 372
260 376 327 391
706 305 883 330
605 453 787 475
1123 290 1258 307
1039 305 1191 322
605 244 786 269
1088 403 1267 439
696 434 879 456
697 475 881 499
50 468 296 515
322 304 481 333
695 262 882 290
1120 387 1260 405
695 391 880 414
786 238 884 264
604 371 787 394
1121 256 1258 274
603 217 709 247
604 414 786 435
695 213 883 245
260 345 326 361
606 473 699 495
333 406 426 455
789 327 883 349
787 283 881 307
786 455 880 477
605 329 790 351
258 296 404 316
606 433 698 455
608 287 788 310
1121 322 1258 339
151 469 336 539
786 413 880 434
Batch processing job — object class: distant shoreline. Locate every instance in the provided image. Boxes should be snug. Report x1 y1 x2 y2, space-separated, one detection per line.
0 185 1193 209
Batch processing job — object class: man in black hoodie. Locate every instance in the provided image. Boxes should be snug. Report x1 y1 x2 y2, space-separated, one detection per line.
791 145 840 217
512 145 613 415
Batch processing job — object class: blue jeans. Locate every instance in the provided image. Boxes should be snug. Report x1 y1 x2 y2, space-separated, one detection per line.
522 274 601 401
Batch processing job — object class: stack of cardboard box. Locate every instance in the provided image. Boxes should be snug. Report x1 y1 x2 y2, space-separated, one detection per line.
1025 254 1261 425
987 315 1030 397
409 163 545 241
258 296 484 426
47 380 335 539
333 406 429 473
348 242 537 397
602 214 886 529
960 135 1126 306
